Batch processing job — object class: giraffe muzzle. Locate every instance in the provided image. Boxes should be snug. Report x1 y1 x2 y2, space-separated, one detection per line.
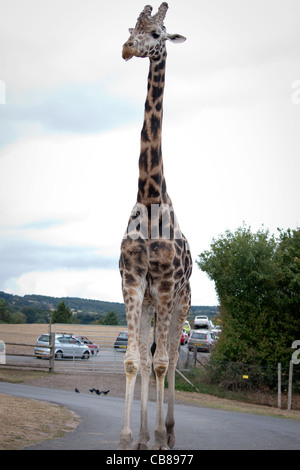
122 43 137 61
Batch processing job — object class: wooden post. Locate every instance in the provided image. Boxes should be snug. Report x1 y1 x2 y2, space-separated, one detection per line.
49 332 55 373
193 346 197 366
288 360 293 410
175 368 200 392
278 363 281 409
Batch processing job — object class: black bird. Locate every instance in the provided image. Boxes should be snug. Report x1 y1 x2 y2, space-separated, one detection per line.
101 390 110 395
89 388 95 393
75 388 80 393
95 389 101 395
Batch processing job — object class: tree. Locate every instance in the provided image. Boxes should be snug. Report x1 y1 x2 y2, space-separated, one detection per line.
22 307 38 324
52 301 72 324
101 310 118 325
197 225 300 367
0 299 10 323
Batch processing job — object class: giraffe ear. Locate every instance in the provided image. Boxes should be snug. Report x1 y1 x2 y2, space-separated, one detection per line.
128 28 134 34
166 33 186 43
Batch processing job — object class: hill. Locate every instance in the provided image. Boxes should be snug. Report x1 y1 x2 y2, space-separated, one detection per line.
0 291 218 325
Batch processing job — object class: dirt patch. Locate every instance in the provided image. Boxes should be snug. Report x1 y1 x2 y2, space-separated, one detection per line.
24 370 158 401
0 394 80 450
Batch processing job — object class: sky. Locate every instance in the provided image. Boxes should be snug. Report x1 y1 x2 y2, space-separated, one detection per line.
0 0 299 306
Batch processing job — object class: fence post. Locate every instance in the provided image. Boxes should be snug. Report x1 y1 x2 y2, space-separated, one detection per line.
193 346 197 366
49 332 55 373
288 360 293 410
277 363 281 409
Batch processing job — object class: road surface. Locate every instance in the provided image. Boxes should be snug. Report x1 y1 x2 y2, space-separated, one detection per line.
0 382 299 450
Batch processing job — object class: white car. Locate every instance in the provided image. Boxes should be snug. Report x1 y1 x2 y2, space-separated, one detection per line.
194 315 210 329
34 334 91 360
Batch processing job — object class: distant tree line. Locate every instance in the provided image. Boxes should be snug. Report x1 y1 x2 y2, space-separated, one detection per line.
0 297 120 326
0 293 125 325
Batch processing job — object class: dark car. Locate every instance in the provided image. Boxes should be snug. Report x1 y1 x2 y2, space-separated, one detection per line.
114 332 128 349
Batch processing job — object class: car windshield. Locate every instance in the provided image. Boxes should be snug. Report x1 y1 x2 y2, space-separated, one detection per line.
119 333 128 338
192 333 207 340
38 335 50 342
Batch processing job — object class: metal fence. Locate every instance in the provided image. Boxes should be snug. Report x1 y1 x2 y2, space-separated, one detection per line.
0 323 153 374
52 323 127 374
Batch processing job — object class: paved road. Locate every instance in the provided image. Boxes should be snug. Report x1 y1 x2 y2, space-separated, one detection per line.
1 382 300 450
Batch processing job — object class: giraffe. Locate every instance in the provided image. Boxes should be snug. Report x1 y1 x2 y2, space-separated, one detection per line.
118 3 192 450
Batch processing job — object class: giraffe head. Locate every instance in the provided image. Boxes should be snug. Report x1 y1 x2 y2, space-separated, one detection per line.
122 2 186 62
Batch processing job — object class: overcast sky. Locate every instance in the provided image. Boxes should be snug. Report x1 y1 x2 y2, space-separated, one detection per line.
0 0 299 306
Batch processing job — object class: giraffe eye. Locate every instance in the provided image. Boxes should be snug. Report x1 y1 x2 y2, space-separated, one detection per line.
151 31 160 39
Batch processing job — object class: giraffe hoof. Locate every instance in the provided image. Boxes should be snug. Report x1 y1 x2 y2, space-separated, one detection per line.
152 444 169 450
118 442 132 450
167 433 176 449
133 442 148 450
118 434 133 450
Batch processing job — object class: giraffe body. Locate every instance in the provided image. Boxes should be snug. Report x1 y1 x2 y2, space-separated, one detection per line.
119 3 192 450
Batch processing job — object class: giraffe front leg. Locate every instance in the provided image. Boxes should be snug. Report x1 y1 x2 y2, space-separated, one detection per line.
133 305 152 450
118 273 146 450
118 353 139 450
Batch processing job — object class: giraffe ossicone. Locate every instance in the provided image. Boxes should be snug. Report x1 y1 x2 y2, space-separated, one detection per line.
118 3 192 450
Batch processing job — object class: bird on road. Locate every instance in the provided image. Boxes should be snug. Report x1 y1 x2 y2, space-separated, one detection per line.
101 390 110 395
89 388 96 393
95 389 102 395
75 388 80 393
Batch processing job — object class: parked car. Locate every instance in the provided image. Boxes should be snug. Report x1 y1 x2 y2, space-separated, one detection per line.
194 315 210 329
183 320 191 336
34 334 91 359
114 332 128 349
74 336 100 355
188 330 216 353
180 330 188 345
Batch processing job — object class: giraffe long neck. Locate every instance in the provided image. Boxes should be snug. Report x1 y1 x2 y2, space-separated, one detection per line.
137 53 170 207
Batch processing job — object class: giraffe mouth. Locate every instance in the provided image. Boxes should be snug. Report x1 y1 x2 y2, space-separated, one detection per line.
122 46 135 61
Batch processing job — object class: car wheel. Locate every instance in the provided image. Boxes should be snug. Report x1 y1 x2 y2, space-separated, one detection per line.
55 350 63 359
82 350 90 360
